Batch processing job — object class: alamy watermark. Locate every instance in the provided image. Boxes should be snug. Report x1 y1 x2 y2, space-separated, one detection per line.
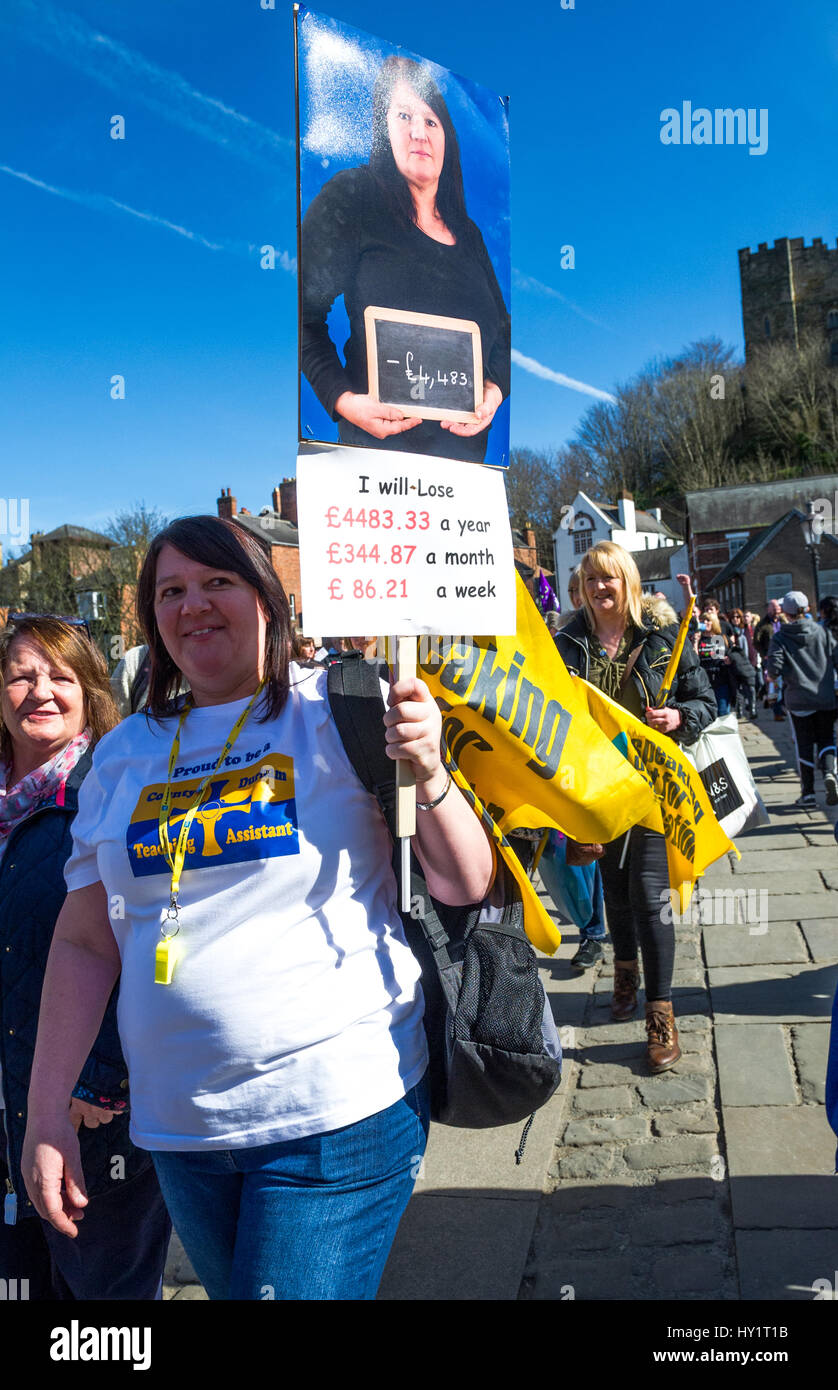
660 103 768 156
660 886 768 935
0 497 30 546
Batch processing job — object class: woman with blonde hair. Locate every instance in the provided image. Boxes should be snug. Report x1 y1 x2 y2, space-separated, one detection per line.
554 542 716 1071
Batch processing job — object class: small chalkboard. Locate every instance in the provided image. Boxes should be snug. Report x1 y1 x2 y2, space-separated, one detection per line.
364 306 484 423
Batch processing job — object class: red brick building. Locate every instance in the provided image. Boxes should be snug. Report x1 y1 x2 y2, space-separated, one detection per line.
217 481 302 627
685 475 838 608
512 525 556 605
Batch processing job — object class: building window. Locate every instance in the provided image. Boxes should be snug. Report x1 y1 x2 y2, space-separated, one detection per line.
573 529 593 556
819 570 838 598
726 532 749 560
77 591 105 621
288 593 296 620
764 316 771 338
828 309 838 330
765 573 792 603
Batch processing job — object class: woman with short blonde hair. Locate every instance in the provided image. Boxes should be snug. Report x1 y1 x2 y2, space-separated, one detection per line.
579 540 645 631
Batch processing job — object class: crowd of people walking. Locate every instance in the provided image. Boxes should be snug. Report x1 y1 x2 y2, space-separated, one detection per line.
3 520 838 1303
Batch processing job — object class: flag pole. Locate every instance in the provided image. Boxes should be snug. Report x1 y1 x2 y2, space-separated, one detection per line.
657 593 696 705
395 635 417 913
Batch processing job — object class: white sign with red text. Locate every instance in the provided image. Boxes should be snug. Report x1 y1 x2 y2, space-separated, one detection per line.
296 445 515 635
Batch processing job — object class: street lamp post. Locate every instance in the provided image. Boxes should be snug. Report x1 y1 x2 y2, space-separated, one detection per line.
800 502 822 608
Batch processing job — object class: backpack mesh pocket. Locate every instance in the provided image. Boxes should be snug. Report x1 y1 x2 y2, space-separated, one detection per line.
454 926 545 1054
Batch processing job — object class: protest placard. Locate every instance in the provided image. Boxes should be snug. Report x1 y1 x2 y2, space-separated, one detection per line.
296 445 516 635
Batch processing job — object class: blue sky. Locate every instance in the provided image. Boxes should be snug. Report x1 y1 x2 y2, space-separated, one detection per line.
1 0 836 547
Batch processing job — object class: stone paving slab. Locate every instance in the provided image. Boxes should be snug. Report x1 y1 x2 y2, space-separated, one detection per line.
790 1024 831 1103
410 1082 568 1197
729 832 810 851
379 1195 541 1300
764 893 838 920
736 1229 838 1300
796 919 836 962
802 827 837 846
725 1107 838 1229
702 922 808 968
708 962 838 1022
714 1024 797 1106
712 871 822 898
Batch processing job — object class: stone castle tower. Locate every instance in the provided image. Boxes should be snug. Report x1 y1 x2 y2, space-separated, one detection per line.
738 235 838 363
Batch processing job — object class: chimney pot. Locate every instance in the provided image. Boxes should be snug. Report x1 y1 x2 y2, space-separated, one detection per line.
217 488 238 519
279 479 298 527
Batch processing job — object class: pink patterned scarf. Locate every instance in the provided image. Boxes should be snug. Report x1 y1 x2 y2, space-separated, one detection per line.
0 730 91 865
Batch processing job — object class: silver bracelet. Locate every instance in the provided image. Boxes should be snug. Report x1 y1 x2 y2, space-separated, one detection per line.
416 771 452 811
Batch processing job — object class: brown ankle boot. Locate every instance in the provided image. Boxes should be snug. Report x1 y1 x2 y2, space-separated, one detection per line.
645 1000 681 1073
611 959 640 1020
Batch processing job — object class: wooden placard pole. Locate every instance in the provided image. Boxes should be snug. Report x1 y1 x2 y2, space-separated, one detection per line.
395 634 417 912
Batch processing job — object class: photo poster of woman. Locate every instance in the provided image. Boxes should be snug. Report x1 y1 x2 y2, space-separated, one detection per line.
295 6 511 469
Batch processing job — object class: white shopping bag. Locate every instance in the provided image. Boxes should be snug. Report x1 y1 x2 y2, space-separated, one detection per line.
682 712 770 838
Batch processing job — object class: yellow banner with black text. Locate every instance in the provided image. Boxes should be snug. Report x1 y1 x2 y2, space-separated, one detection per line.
420 574 735 948
420 574 659 952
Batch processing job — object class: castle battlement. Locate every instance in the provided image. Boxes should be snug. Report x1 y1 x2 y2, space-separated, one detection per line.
739 235 838 263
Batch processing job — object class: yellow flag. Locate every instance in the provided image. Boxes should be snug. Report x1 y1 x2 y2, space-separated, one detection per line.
575 677 738 911
419 574 659 952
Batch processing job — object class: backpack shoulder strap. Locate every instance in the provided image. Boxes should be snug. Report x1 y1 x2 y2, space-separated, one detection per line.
327 652 397 839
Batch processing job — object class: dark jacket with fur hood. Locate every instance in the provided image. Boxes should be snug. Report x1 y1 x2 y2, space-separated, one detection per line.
554 597 717 746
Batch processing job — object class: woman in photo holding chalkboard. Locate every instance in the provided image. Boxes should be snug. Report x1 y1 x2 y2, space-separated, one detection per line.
301 55 510 463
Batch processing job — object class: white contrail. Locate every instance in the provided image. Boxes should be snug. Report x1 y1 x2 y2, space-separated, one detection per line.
0 164 296 270
512 268 608 330
3 0 291 168
511 348 616 403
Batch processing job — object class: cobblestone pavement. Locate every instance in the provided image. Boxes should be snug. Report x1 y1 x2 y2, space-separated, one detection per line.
165 707 838 1301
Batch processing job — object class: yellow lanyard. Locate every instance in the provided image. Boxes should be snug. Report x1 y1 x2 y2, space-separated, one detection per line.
154 682 264 984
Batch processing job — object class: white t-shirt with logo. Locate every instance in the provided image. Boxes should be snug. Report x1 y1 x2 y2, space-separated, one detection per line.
64 664 427 1151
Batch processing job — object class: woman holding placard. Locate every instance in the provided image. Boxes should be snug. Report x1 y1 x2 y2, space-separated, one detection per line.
21 515 494 1300
301 55 510 462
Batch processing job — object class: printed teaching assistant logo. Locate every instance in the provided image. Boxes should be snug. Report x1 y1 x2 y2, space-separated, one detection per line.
127 750 299 876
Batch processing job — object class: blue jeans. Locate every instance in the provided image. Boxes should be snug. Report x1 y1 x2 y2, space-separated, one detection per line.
151 1077 430 1301
708 669 734 717
581 863 606 942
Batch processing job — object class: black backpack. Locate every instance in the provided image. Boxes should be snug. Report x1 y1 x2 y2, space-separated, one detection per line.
327 652 562 1152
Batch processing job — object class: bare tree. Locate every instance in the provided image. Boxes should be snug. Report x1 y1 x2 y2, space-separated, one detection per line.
654 341 746 492
505 447 598 566
105 502 169 555
745 331 838 472
103 502 170 657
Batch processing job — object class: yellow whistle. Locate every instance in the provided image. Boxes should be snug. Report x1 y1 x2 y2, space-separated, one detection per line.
154 936 178 985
